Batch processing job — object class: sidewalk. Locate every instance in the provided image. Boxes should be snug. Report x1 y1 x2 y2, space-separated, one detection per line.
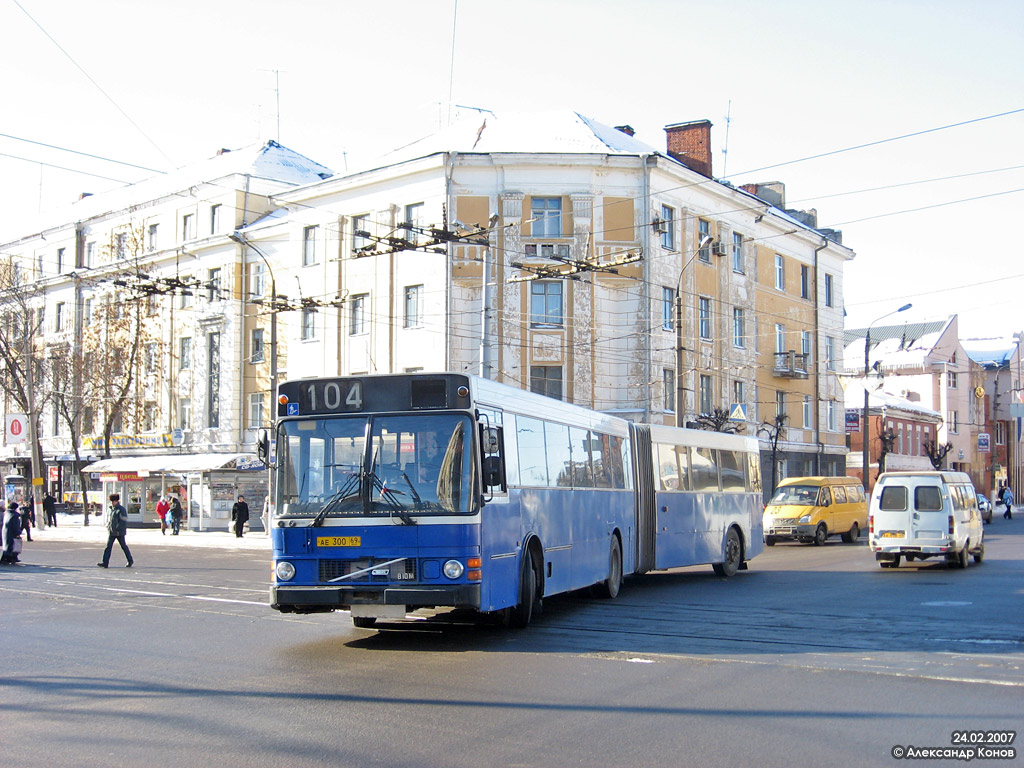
26 513 270 551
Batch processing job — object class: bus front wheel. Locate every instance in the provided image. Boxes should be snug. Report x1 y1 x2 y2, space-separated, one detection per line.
596 536 622 599
509 553 539 628
713 527 742 577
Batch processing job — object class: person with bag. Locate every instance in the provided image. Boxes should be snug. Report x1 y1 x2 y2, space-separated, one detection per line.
169 496 183 535
97 493 133 568
231 495 250 538
1 501 23 565
155 495 170 535
1003 485 1014 520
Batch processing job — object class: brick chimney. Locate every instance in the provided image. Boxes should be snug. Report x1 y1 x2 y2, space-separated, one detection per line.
614 124 635 137
664 120 713 178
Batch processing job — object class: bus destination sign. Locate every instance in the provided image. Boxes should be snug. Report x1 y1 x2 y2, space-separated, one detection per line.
282 378 364 416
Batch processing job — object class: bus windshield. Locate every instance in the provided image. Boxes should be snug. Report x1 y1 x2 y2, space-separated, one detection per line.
276 413 477 519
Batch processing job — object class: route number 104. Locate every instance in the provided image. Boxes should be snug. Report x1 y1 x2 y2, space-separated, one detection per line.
304 380 363 412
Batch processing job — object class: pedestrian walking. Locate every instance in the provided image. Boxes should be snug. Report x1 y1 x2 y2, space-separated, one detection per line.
1003 485 1014 520
42 492 57 527
97 493 133 568
1 502 23 565
169 496 183 535
231 495 250 538
155 495 170 535
20 501 34 542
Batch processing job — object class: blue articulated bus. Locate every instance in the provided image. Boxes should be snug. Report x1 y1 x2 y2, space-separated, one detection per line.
267 372 763 628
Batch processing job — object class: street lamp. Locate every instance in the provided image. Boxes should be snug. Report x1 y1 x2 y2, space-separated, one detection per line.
862 303 911 492
676 235 714 427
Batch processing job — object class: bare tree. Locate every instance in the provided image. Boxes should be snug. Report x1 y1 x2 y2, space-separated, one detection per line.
757 413 788 497
693 406 743 434
877 426 897 475
0 257 52 523
922 437 953 470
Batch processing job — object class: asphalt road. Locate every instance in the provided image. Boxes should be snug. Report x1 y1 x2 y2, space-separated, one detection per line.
2 522 1022 768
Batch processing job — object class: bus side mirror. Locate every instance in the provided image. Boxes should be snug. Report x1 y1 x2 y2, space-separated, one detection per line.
483 427 500 454
257 429 271 465
484 456 503 488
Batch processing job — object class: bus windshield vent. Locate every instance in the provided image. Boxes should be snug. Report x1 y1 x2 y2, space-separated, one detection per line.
411 379 448 409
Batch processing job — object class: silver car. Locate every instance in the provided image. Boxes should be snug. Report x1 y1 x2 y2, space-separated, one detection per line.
977 493 993 524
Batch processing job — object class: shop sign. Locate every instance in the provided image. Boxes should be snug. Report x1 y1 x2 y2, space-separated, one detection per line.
99 472 148 481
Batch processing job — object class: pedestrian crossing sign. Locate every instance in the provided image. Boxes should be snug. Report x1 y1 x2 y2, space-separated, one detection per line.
729 403 748 422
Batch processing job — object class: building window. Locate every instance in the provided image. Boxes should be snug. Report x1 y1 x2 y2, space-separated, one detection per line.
698 219 711 262
803 395 813 428
947 371 958 388
350 294 368 335
698 296 711 340
662 287 675 331
207 332 220 429
249 393 266 429
660 204 675 250
530 366 563 400
178 398 191 431
301 308 316 341
404 285 423 328
775 254 785 291
733 379 745 407
801 330 812 365
57 247 66 273
996 422 1006 445
531 197 562 237
800 264 810 299
824 272 834 307
180 274 193 308
182 213 195 242
180 337 192 370
145 342 159 374
827 401 837 431
775 324 786 354
352 215 370 252
825 335 836 371
664 368 675 412
143 402 158 432
733 307 745 347
207 268 221 302
302 225 318 266
531 281 563 326
115 232 128 260
776 390 787 419
85 242 95 268
404 202 424 245
210 204 222 235
251 328 265 362
55 302 65 331
83 298 93 327
732 232 744 273
250 262 266 299
948 409 959 434
699 374 713 414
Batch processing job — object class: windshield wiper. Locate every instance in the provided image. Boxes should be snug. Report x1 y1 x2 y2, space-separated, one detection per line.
367 466 417 526
311 472 361 527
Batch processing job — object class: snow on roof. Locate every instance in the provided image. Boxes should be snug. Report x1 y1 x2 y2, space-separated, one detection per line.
843 379 941 420
363 110 660 169
963 337 1019 367
843 330 945 372
7 141 332 241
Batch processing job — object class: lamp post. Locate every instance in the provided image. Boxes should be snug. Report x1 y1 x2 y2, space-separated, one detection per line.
229 232 277 404
862 303 911 492
675 235 714 427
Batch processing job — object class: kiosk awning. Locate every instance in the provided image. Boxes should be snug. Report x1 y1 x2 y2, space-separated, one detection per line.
83 453 263 474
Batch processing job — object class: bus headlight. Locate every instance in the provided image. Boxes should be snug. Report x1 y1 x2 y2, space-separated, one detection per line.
275 561 296 581
443 560 464 579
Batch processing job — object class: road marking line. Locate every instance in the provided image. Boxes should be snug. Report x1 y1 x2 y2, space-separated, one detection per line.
97 586 265 606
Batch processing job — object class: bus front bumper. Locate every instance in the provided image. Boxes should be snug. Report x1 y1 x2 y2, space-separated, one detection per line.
270 584 481 614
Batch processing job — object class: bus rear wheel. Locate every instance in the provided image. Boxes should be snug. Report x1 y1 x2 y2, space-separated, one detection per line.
713 527 742 577
596 536 622 599
509 553 539 628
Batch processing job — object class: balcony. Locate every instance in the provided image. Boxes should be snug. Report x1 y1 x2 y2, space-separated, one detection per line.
774 351 809 379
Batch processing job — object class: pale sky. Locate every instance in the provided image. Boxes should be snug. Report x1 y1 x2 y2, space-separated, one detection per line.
2 0 1022 340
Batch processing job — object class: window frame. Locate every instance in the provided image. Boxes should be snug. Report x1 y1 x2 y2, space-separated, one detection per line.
530 280 564 327
530 197 562 238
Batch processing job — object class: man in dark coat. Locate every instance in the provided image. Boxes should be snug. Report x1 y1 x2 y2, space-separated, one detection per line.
42 493 57 527
231 495 250 538
98 493 133 568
